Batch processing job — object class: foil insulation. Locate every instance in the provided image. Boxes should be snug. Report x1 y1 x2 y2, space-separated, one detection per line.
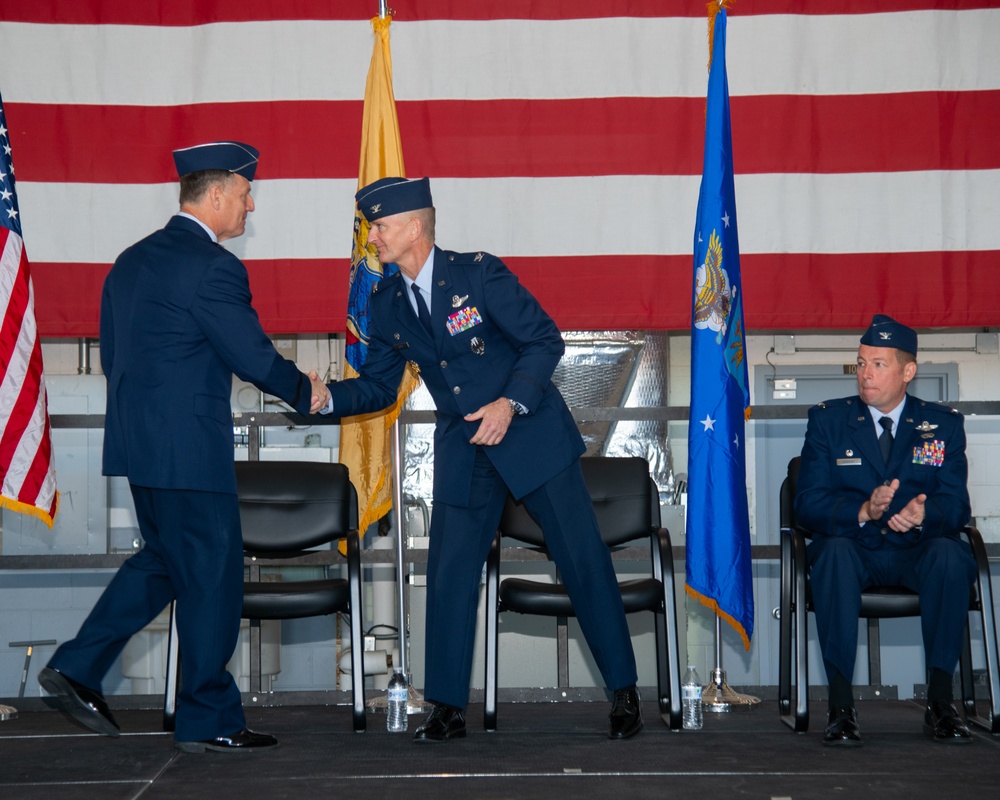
401 331 675 535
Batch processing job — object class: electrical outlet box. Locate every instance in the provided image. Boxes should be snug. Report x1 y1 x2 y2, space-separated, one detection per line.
773 378 797 400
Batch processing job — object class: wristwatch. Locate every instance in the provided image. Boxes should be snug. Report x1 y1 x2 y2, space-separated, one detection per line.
506 397 524 416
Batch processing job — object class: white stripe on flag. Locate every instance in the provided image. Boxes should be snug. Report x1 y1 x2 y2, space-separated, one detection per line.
2 10 999 105
16 169 1000 264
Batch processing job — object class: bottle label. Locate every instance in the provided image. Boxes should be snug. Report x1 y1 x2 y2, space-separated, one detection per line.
388 687 408 703
682 685 702 701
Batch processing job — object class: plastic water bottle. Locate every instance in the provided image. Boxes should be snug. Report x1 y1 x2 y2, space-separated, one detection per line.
386 666 409 732
682 664 703 730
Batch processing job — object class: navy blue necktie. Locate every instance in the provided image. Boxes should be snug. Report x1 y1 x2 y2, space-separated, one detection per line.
878 416 893 464
411 283 432 334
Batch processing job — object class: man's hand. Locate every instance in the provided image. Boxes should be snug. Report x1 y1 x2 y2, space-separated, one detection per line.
465 397 515 446
307 370 331 414
887 493 927 532
860 478 899 523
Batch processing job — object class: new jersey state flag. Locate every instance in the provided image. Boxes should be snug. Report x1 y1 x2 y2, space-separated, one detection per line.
685 3 753 650
341 14 420 538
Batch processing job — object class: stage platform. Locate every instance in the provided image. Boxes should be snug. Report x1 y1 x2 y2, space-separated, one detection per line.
2 698 999 799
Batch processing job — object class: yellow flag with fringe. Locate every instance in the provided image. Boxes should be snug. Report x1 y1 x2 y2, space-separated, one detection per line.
341 14 420 540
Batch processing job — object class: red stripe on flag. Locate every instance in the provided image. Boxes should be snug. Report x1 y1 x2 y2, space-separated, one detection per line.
31 251 1000 337
9 91 1000 184
18 367 54 509
0 339 43 477
1 1 993 24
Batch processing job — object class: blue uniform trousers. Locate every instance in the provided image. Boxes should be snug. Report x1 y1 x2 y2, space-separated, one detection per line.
48 486 246 742
807 534 976 683
423 449 638 709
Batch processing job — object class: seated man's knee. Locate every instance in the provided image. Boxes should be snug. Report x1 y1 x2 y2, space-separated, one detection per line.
920 536 975 582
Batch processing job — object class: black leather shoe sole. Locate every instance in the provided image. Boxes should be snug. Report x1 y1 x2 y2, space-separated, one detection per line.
822 733 863 747
38 667 121 738
175 732 278 753
609 718 644 740
413 726 467 743
922 722 973 744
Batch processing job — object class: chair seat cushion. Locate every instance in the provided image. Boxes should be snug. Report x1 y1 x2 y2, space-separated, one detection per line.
500 577 662 616
243 579 350 620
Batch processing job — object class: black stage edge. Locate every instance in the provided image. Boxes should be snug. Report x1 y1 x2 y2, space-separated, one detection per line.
3 699 999 800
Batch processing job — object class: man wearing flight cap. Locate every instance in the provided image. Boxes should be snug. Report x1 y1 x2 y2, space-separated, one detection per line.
795 314 976 746
322 176 643 741
39 141 330 753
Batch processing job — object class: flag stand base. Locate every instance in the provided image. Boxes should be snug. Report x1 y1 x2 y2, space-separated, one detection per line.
702 668 760 712
0 704 17 721
366 686 430 716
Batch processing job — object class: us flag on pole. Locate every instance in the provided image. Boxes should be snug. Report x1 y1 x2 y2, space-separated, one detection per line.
0 91 57 526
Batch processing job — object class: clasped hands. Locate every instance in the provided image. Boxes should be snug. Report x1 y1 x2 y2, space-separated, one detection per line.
859 477 927 532
307 370 330 414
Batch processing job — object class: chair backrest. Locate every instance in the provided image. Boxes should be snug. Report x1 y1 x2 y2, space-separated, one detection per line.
235 461 357 554
780 456 801 529
498 456 656 548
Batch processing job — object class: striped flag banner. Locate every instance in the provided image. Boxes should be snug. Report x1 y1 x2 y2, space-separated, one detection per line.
0 1 997 336
0 91 58 526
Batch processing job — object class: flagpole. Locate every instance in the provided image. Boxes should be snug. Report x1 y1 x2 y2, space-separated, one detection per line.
702 615 760 712
378 1 388 19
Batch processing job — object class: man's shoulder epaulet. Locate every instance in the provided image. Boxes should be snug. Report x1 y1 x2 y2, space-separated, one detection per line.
372 271 402 293
444 249 495 266
812 397 854 411
914 398 963 419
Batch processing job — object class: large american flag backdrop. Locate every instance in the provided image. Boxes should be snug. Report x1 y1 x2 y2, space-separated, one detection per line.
0 1 997 337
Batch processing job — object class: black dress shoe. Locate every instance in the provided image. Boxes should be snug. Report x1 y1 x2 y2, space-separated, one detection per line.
823 705 862 747
608 685 643 740
923 701 973 744
38 666 121 737
413 704 466 742
175 728 278 753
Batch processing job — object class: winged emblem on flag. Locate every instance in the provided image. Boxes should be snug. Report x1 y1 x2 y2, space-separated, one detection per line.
693 229 733 344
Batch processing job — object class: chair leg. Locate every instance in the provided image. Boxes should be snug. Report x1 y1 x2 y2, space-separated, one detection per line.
484 534 501 732
653 529 682 730
959 620 976 719
163 601 179 732
778 532 793 722
960 525 1000 734
347 531 367 733
779 530 810 732
866 618 882 686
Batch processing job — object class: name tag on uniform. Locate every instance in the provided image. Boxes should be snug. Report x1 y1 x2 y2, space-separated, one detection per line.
836 458 862 466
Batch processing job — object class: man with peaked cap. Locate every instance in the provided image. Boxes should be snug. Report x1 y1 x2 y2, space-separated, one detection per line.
39 141 330 753
795 314 977 746
320 176 642 741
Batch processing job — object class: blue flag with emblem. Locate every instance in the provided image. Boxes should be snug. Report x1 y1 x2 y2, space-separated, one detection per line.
685 3 754 650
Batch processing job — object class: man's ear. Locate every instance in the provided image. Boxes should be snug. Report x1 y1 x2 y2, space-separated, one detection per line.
903 359 918 385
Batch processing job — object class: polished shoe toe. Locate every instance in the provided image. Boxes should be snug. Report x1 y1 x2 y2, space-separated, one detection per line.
924 701 972 744
175 728 278 753
38 666 121 737
823 705 862 747
608 685 643 740
413 704 467 743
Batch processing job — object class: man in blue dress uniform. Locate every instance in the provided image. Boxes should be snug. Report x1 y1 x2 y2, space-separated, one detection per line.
40 141 330 753
795 314 976 746
324 176 642 741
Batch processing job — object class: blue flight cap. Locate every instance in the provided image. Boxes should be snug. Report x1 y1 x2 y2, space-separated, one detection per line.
172 141 260 181
860 314 917 356
355 177 432 221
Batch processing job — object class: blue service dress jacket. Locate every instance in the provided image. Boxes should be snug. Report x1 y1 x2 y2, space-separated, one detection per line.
794 393 971 549
100 214 314 491
329 247 584 507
